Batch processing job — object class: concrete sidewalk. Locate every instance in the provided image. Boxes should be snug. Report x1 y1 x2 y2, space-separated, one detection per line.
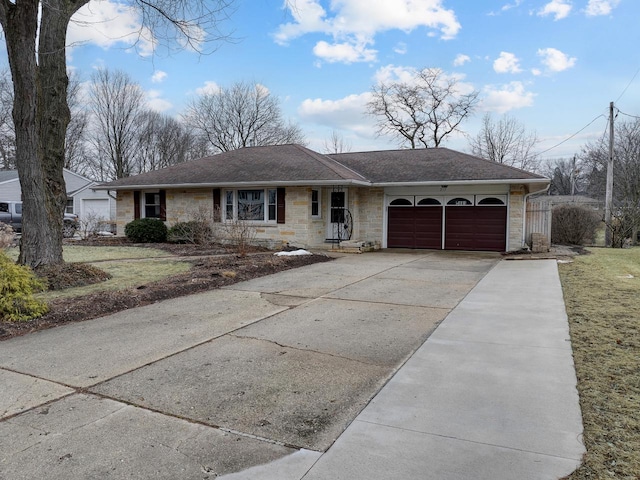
0 253 584 479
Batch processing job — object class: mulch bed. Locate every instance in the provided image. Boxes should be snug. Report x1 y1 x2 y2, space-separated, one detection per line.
0 239 332 341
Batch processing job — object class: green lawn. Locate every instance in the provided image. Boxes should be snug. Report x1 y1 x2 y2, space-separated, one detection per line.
5 245 192 300
4 245 170 263
559 247 640 479
38 258 191 300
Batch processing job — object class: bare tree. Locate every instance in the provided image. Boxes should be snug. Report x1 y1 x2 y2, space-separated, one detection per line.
0 0 235 267
183 80 305 153
0 67 15 171
581 118 640 244
540 157 583 196
322 129 352 154
65 71 90 175
0 67 15 170
135 110 193 172
469 113 540 171
367 67 479 148
89 69 145 181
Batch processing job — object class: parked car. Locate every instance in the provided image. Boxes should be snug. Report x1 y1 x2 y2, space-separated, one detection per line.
0 201 78 238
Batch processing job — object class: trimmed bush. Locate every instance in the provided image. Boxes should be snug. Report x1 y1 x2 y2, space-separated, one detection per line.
0 251 48 322
167 221 213 244
124 218 168 243
551 204 601 245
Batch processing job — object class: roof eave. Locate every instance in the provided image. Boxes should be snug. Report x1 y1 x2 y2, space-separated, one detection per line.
94 179 371 190
372 178 550 187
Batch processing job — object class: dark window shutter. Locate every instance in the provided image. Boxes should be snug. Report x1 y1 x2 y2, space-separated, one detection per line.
159 190 166 221
133 191 140 220
213 188 221 222
277 187 286 224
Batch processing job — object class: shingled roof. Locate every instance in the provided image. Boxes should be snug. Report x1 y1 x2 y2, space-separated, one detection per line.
328 148 546 184
99 144 547 189
101 144 368 189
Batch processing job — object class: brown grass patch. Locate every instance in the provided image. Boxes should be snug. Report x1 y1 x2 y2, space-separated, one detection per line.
35 263 112 290
559 248 640 479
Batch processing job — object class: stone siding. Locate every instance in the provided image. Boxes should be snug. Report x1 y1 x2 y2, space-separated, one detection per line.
167 189 214 223
115 191 134 235
115 187 322 248
508 185 525 251
350 187 384 245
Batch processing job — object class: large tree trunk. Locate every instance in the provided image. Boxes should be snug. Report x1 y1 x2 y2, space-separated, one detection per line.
0 1 87 268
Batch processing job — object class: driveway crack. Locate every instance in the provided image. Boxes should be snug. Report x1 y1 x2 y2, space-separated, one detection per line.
227 333 388 369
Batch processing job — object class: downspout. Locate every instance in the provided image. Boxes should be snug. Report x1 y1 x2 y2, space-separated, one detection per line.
522 183 550 248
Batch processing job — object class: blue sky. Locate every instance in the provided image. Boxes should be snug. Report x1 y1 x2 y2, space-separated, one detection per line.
5 0 640 162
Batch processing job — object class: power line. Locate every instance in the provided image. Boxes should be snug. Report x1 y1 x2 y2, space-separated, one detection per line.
616 108 640 120
537 114 606 156
615 65 640 104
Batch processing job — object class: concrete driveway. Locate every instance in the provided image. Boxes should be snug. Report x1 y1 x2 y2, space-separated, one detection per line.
0 251 583 479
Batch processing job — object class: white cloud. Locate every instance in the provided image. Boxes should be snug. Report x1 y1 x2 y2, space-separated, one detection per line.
275 0 460 64
68 0 156 56
493 52 522 74
374 64 421 85
313 40 377 64
502 0 523 11
195 81 221 96
146 90 173 112
453 54 471 67
538 0 572 20
585 0 620 16
481 81 535 113
372 64 476 97
394 42 408 55
298 92 372 131
537 47 577 72
151 71 167 83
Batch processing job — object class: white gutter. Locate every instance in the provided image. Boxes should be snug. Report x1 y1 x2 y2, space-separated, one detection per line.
522 183 551 248
372 178 550 187
92 179 372 190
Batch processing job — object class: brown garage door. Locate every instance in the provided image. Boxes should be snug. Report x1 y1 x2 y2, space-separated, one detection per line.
445 206 507 251
388 207 442 249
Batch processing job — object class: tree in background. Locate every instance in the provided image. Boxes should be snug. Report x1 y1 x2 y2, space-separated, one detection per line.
135 110 195 173
367 67 479 149
64 71 90 175
469 113 539 171
540 157 584 196
0 68 14 170
0 0 235 268
89 69 145 180
322 130 352 154
581 118 640 244
183 81 305 153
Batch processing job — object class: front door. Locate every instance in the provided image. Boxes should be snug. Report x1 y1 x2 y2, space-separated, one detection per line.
326 190 349 242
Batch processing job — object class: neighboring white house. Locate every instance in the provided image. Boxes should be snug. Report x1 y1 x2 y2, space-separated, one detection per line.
0 169 116 230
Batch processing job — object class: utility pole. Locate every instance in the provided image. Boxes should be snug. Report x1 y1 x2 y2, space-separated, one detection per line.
604 101 615 247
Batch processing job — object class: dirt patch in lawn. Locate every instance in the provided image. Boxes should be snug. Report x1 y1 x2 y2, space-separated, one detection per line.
0 240 332 341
